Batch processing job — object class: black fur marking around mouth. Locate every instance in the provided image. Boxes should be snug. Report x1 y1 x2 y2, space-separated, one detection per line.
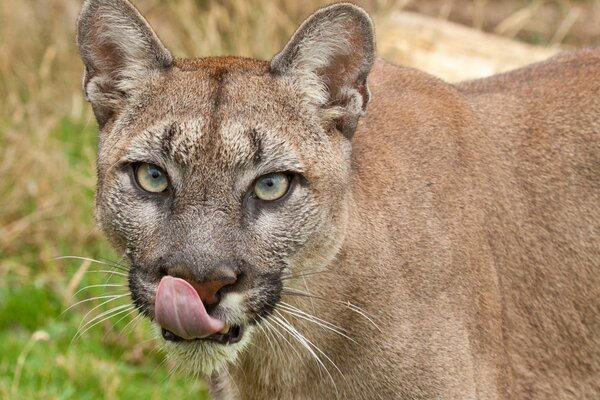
246 269 284 324
128 264 153 319
161 325 244 345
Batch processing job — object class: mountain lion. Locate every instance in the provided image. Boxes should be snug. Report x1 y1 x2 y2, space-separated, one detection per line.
76 0 600 398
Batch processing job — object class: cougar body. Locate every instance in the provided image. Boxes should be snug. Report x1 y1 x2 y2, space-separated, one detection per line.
76 1 600 398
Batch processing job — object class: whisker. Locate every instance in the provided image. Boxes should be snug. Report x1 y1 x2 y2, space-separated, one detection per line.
76 294 131 330
281 269 332 281
270 315 334 390
85 269 128 278
341 301 382 333
104 308 139 340
253 318 277 355
74 304 135 341
300 274 317 316
274 310 344 378
56 255 129 272
121 311 145 337
62 292 129 315
270 313 339 392
96 254 130 269
262 317 308 366
79 299 131 329
74 283 127 297
278 302 346 332
281 288 381 332
277 303 357 344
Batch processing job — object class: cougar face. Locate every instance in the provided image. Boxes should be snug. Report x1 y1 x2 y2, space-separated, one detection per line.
78 0 367 373
97 63 352 369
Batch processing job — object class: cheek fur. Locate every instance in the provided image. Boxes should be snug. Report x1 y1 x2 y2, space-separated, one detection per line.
251 188 320 256
97 172 165 251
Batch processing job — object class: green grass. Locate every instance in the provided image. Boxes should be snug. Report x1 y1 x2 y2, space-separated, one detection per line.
0 234 210 400
0 311 208 399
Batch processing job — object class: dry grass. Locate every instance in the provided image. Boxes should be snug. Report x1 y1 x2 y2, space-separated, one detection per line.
0 0 598 397
406 0 600 46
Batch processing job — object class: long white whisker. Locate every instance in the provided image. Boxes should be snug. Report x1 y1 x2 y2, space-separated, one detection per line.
341 301 382 332
301 274 317 316
274 311 344 378
279 302 347 332
56 256 129 271
104 308 139 339
262 318 305 365
77 302 133 332
76 294 130 329
271 314 332 386
96 254 129 268
76 303 133 336
74 305 135 341
62 293 129 315
85 269 128 278
254 318 277 355
277 303 357 344
281 288 381 332
74 283 127 297
271 314 338 392
121 312 144 337
268 316 322 377
281 268 331 280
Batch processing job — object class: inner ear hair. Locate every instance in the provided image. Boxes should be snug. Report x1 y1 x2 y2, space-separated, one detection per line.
77 0 172 126
270 3 375 138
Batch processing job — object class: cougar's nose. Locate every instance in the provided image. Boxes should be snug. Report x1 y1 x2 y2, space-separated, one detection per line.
160 262 239 306
190 273 237 306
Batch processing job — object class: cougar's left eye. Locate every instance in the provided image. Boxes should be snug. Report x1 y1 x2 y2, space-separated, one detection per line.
253 172 290 201
135 163 169 193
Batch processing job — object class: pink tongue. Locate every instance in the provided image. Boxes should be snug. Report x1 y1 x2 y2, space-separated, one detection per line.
155 276 225 340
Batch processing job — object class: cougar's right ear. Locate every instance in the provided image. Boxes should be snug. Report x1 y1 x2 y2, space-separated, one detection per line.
77 0 172 127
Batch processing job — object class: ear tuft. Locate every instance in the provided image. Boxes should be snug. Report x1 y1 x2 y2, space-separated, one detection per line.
270 3 375 138
77 0 172 126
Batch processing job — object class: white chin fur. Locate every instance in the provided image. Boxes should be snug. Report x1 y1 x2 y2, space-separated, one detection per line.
159 325 254 376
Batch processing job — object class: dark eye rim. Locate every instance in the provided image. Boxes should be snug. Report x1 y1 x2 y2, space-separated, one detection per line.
130 162 171 194
248 172 297 205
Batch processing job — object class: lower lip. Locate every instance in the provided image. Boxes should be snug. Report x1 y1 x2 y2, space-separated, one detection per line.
161 325 244 345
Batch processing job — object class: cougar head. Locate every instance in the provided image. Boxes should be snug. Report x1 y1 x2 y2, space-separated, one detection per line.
77 0 374 374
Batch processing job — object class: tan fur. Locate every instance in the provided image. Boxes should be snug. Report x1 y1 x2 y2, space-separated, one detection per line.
77 1 600 399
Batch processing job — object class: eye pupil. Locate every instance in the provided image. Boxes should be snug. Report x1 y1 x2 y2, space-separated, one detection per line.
265 179 274 187
135 163 169 193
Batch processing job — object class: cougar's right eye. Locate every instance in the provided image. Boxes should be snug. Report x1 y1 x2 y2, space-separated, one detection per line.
135 163 169 193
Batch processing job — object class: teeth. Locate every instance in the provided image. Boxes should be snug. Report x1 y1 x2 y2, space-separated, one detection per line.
219 325 230 334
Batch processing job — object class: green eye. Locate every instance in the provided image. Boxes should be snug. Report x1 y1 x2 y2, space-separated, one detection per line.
135 163 169 193
253 172 290 201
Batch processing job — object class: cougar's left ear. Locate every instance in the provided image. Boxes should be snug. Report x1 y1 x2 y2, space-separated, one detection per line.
77 0 173 127
270 3 375 138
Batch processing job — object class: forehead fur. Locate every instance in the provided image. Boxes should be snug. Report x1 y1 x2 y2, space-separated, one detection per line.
99 56 325 173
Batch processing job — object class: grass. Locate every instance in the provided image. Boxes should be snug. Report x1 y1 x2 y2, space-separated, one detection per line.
0 0 596 398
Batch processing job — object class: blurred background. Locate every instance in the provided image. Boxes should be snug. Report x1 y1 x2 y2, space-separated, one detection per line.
1 0 598 398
